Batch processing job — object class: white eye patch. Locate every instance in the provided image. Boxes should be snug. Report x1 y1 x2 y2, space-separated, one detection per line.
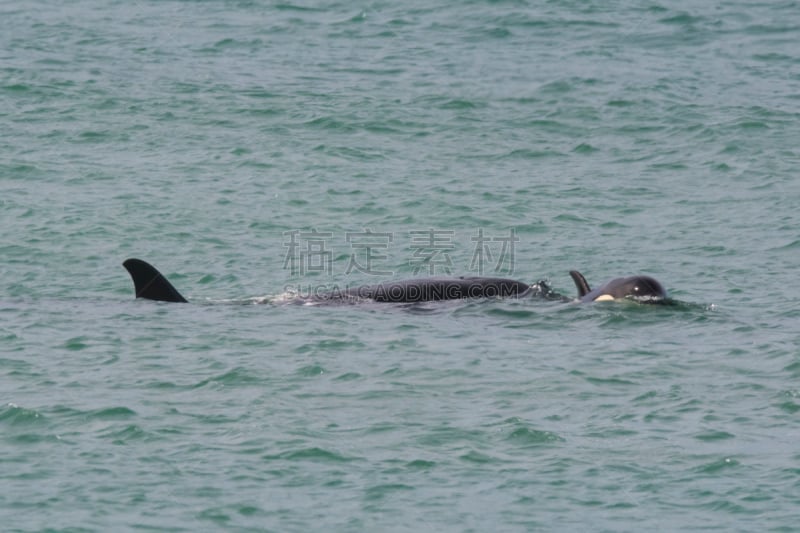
593 294 615 302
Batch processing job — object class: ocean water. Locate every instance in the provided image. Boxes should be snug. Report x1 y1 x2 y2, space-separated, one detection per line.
2 0 800 531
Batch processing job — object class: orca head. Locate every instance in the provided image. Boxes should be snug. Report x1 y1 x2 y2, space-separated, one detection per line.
569 271 667 303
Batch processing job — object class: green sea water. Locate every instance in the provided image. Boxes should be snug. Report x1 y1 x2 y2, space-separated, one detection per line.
2 1 800 531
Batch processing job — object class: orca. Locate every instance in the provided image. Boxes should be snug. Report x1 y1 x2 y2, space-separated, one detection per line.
122 258 558 304
569 270 667 303
122 259 668 305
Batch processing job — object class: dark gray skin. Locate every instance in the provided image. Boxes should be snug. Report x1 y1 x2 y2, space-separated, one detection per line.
123 259 188 303
569 270 668 303
122 258 550 304
122 259 667 305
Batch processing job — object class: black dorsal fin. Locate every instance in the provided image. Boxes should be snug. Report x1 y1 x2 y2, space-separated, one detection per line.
569 270 591 298
122 258 188 303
